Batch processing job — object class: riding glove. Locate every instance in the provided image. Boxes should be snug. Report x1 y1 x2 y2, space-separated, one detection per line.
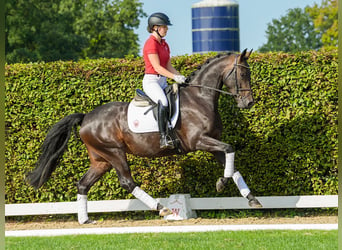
174 74 186 83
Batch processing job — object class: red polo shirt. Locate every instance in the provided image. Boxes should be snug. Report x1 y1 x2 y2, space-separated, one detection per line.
143 35 170 74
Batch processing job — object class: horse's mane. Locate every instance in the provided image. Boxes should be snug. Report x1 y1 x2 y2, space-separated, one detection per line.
185 52 233 83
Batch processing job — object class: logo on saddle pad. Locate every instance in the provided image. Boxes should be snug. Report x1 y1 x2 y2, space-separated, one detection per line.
127 89 179 133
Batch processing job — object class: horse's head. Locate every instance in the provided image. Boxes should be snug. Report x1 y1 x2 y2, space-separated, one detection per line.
222 49 254 109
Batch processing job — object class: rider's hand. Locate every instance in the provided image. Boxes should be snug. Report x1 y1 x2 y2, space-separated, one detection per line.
174 74 186 84
172 83 178 93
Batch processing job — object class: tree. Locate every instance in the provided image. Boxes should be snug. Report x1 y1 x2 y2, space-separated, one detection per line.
73 0 145 59
306 0 338 47
5 0 145 63
259 8 322 52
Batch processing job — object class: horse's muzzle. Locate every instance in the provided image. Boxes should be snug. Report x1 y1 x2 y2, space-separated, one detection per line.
245 100 255 109
236 96 254 109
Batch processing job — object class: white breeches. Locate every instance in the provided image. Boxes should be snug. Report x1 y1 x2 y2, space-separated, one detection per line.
143 74 168 107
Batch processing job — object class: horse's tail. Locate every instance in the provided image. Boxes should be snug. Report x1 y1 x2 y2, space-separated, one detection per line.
27 113 86 189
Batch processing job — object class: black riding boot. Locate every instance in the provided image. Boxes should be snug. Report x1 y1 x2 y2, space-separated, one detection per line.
158 101 174 149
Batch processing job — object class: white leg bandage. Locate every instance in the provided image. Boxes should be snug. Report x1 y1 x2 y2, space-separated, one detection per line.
77 194 89 224
232 171 251 198
132 186 158 210
224 152 235 178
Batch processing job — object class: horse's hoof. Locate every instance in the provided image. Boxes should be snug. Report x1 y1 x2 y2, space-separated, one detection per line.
216 177 228 192
81 219 97 225
248 198 263 208
159 207 172 216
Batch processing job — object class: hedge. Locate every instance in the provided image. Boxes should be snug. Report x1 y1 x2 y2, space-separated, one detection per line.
5 50 337 204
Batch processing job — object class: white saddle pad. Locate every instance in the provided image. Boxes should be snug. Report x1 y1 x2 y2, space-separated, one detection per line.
127 94 179 133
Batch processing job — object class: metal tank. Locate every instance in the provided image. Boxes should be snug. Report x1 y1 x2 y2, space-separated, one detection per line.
192 0 240 53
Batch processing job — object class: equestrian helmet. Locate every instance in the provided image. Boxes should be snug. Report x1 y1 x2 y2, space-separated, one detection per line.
147 13 172 33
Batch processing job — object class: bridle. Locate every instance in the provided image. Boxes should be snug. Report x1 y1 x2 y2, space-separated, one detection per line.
222 55 252 98
185 55 252 98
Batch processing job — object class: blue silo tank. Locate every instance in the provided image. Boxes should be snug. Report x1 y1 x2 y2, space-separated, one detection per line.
192 0 240 53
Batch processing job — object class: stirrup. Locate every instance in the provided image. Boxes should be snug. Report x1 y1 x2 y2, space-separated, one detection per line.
160 135 174 149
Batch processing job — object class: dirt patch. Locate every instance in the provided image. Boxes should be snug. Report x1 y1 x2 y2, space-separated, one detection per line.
6 216 337 231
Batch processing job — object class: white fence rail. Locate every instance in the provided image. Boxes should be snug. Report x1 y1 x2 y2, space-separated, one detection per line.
5 195 338 217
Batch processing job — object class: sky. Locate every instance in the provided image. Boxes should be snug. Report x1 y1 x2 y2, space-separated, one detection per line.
135 0 321 56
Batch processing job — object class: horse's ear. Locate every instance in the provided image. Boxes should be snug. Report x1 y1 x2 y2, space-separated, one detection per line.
239 49 253 61
240 48 247 59
245 49 253 59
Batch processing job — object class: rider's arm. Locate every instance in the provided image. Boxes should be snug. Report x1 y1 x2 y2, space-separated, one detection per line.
166 60 181 75
148 53 177 79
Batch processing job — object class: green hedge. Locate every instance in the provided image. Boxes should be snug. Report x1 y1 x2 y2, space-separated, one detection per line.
5 50 337 204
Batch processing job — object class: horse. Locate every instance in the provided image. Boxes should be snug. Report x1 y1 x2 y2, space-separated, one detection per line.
27 49 262 224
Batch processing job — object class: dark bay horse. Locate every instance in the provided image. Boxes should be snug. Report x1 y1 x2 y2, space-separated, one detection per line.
27 49 262 224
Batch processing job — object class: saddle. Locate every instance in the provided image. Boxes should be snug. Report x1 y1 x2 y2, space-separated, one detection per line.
130 85 181 151
132 85 178 122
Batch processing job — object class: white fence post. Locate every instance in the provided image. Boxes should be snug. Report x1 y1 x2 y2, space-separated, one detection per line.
164 194 197 220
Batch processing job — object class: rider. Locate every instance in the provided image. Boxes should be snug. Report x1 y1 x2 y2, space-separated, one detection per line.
143 12 186 149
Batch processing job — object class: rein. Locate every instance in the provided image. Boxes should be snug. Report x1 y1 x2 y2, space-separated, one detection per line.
182 84 237 96
183 55 252 97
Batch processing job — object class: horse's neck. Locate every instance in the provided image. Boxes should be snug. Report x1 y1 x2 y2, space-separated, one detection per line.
193 57 229 89
187 58 228 102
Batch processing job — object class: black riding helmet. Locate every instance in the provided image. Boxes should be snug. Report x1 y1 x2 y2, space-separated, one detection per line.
147 12 172 33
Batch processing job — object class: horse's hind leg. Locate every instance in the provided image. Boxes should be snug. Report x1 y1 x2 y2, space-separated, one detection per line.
77 161 112 224
77 148 171 224
111 151 172 217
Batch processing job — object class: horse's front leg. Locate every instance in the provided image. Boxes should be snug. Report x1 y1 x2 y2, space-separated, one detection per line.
197 137 262 208
216 169 262 208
